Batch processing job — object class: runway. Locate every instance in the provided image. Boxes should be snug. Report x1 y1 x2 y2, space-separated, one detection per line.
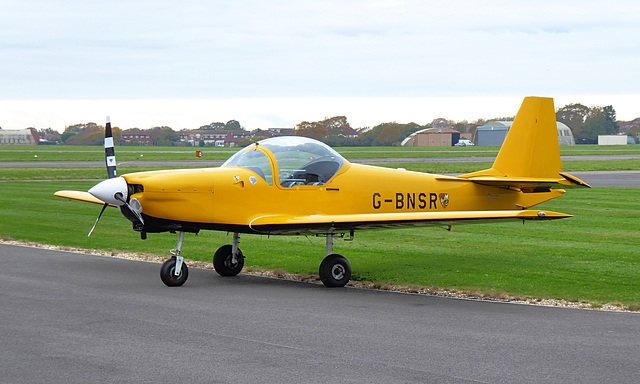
2 244 639 383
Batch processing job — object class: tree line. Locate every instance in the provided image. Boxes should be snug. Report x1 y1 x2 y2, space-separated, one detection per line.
35 103 638 146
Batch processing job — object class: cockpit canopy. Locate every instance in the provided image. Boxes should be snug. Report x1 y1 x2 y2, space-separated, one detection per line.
222 136 347 187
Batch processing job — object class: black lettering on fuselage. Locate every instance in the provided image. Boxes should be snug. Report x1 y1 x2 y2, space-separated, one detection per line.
373 193 381 209
429 193 438 209
418 193 427 209
407 193 415 209
371 192 442 210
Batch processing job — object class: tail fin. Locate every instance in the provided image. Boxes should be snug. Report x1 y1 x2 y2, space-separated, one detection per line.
460 97 590 188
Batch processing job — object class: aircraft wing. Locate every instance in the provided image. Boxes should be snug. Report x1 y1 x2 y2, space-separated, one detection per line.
54 190 114 206
249 209 571 234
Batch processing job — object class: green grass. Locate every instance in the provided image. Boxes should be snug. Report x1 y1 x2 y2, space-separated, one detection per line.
4 143 640 162
0 150 232 162
0 180 638 308
0 166 211 180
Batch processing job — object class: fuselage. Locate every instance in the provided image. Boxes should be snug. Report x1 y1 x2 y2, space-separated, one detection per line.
122 161 563 234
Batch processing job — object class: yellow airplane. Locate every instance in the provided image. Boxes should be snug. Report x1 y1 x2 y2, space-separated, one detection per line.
55 97 590 287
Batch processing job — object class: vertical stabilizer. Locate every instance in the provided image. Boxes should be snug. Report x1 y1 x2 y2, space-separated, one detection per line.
462 97 561 179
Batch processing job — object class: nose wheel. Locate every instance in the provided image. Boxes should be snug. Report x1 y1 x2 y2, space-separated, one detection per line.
160 231 189 287
160 256 189 286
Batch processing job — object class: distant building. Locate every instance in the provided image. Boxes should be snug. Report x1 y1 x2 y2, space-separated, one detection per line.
179 130 253 147
401 128 461 147
475 121 512 147
598 135 628 146
0 129 39 145
121 129 151 145
252 128 296 140
475 121 575 147
556 122 575 146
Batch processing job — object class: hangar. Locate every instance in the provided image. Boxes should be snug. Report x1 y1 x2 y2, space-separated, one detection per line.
0 129 39 145
401 128 461 147
475 121 575 147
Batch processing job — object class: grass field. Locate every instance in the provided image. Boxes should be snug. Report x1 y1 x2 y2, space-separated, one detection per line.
2 144 640 162
1 180 639 310
1 143 639 310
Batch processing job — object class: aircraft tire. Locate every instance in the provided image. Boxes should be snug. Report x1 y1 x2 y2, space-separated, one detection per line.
160 257 189 287
319 254 351 288
213 245 244 277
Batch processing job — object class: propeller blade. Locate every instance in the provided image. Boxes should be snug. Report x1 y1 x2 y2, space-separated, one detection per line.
105 117 117 179
88 203 109 237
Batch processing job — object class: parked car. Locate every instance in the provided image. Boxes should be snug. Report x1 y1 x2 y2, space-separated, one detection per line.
454 139 475 147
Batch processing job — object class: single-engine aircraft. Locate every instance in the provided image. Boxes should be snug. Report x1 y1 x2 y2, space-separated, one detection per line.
55 97 590 287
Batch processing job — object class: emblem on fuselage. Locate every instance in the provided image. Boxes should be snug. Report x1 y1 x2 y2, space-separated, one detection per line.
439 193 449 209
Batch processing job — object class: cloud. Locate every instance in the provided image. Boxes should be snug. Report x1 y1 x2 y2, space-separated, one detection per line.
0 0 639 115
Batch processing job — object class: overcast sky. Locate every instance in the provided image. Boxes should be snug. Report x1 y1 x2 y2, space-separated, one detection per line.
1 0 639 131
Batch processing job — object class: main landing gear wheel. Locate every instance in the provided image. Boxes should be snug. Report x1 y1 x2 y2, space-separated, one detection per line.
160 256 189 287
213 245 244 277
319 254 351 287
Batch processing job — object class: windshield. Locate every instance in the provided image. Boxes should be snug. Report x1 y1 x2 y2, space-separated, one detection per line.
222 146 273 185
222 136 346 187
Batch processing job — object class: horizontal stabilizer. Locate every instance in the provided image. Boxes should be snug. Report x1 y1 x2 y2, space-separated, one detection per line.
54 190 115 206
249 210 572 234
459 173 591 191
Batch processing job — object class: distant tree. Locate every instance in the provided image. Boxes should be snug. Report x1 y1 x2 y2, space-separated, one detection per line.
295 116 353 143
224 120 243 130
619 118 640 143
296 120 326 141
324 135 349 147
61 122 121 145
149 126 179 146
61 132 76 143
323 116 352 136
556 103 589 142
38 128 61 143
377 123 402 145
454 120 470 133
358 122 423 146
431 118 454 130
579 106 619 144
199 122 225 130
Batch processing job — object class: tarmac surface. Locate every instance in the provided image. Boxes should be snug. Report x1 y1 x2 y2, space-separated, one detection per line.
2 244 639 383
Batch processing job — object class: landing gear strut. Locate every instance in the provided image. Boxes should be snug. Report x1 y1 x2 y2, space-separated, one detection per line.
318 229 352 287
160 231 189 286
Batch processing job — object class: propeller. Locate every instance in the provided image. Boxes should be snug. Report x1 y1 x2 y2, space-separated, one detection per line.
87 117 144 235
87 117 115 236
86 117 146 236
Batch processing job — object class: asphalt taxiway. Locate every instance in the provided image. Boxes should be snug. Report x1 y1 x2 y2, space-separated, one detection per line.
2 244 639 383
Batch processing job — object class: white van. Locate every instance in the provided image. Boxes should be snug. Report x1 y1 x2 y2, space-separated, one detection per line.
455 139 475 147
